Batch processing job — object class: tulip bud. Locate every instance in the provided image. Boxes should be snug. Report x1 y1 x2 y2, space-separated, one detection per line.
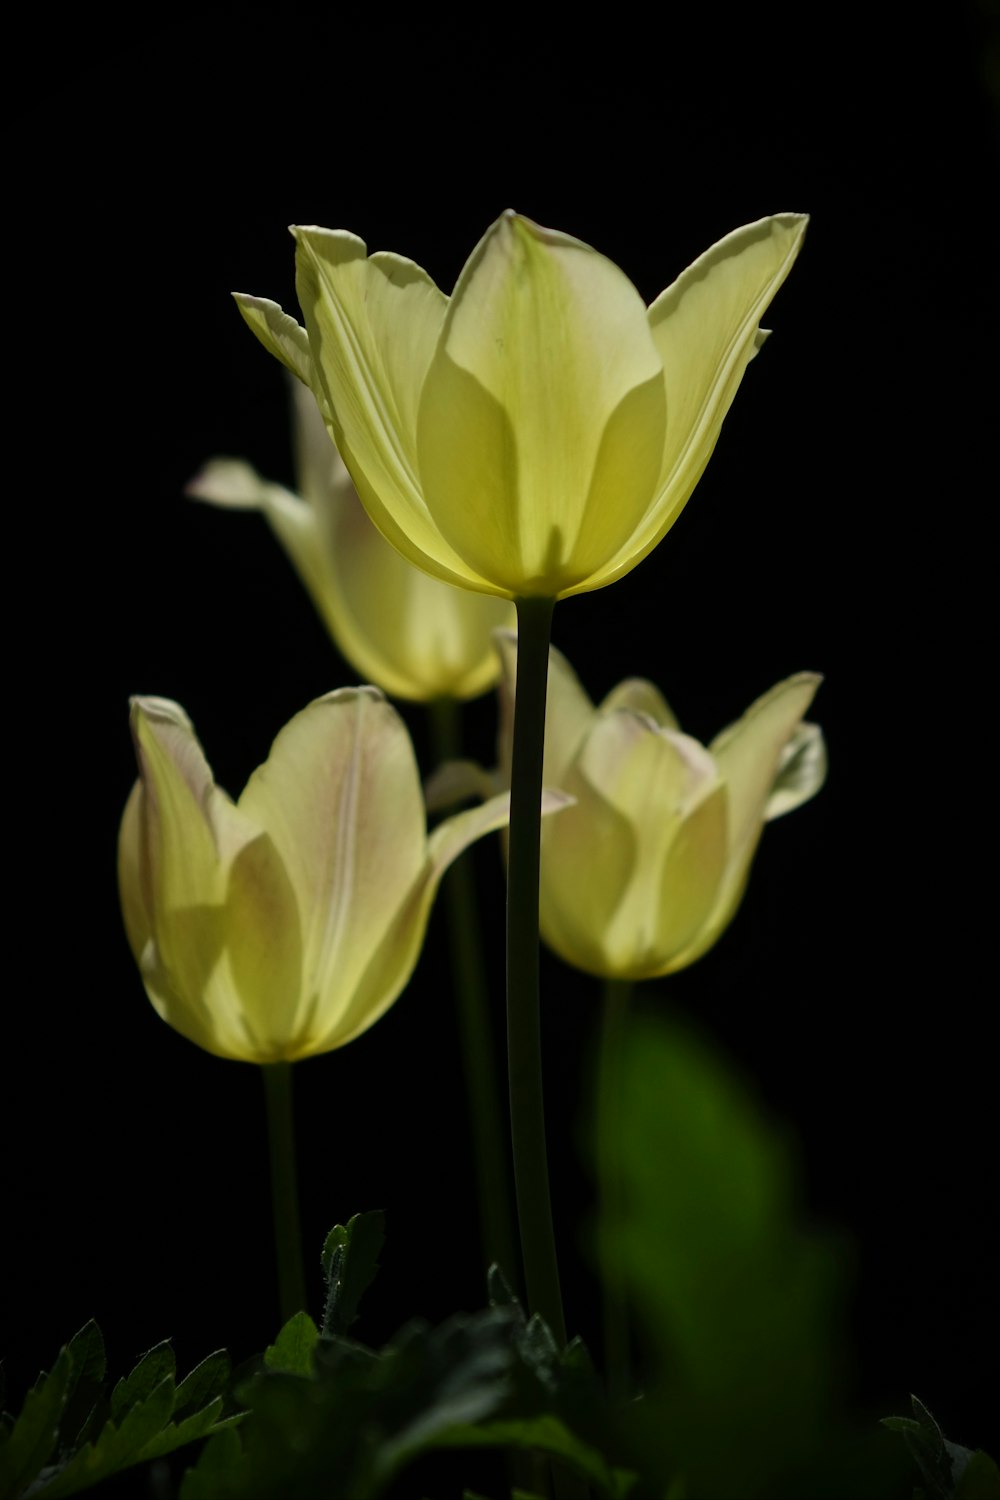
494 637 826 980
118 687 517 1061
236 211 807 601
187 382 513 701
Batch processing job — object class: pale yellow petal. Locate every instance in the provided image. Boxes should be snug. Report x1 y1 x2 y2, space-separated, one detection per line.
417 213 666 596
565 214 808 596
125 698 259 1057
301 789 522 1056
668 673 823 970
493 631 597 789
233 294 314 387
598 677 679 730
292 227 497 594
186 458 272 510
540 712 725 977
765 722 828 820
225 833 303 1060
237 687 427 1047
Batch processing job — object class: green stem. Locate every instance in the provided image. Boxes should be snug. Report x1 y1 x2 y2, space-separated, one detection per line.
507 595 566 1346
598 978 633 1400
427 696 519 1287
261 1061 306 1324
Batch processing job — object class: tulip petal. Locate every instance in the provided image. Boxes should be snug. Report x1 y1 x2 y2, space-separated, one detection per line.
541 712 726 977
572 214 808 595
225 832 303 1060
417 213 666 596
494 632 597 788
237 687 428 1050
186 456 279 511
234 294 315 388
291 227 497 595
766 721 827 820
304 788 525 1055
284 386 516 699
599 677 679 730
125 698 260 1056
669 673 822 969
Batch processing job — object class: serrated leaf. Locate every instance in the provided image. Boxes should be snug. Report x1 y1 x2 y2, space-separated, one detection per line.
264 1314 318 1376
63 1328 104 1395
0 1351 71 1498
139 1400 242 1464
173 1352 230 1419
178 1425 243 1500
109 1342 175 1423
956 1450 1000 1500
31 1377 177 1499
56 1325 106 1454
320 1211 385 1337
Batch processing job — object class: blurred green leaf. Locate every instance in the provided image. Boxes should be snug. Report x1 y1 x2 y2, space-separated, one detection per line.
264 1315 318 1377
956 1451 1000 1500
599 1015 842 1498
436 1413 635 1497
179 1424 243 1500
320 1211 385 1338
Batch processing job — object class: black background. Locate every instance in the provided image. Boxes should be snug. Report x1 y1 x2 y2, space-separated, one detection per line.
4 1 998 1465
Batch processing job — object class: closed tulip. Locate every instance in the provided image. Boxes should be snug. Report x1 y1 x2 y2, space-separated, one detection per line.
493 637 826 980
118 687 518 1062
187 382 514 701
235 211 807 601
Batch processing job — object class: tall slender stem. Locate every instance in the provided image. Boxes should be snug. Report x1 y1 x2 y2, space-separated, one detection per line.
598 977 633 1400
261 1061 306 1323
428 696 518 1286
507 595 566 1345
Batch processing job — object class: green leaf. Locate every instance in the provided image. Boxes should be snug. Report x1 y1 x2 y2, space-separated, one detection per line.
0 1350 71 1498
109 1342 175 1423
179 1425 243 1500
264 1314 318 1377
599 1015 841 1499
435 1414 635 1498
34 1377 177 1499
56 1325 106 1454
320 1211 385 1337
173 1351 230 1419
956 1451 1000 1500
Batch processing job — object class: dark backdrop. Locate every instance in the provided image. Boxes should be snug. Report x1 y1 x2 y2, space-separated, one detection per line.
5 2 997 1463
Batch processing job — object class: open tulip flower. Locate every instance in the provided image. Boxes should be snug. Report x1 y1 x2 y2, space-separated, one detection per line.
187 382 514 701
118 687 520 1063
236 211 807 601
492 637 827 980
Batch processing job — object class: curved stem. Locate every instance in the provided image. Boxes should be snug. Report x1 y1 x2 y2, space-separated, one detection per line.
261 1061 306 1323
507 595 566 1345
598 977 633 1400
427 696 518 1287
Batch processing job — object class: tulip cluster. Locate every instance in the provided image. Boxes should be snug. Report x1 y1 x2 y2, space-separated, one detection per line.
116 207 821 1341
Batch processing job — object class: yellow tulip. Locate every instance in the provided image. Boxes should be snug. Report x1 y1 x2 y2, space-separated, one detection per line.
186 382 514 701
118 687 519 1062
493 637 826 980
235 211 807 601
